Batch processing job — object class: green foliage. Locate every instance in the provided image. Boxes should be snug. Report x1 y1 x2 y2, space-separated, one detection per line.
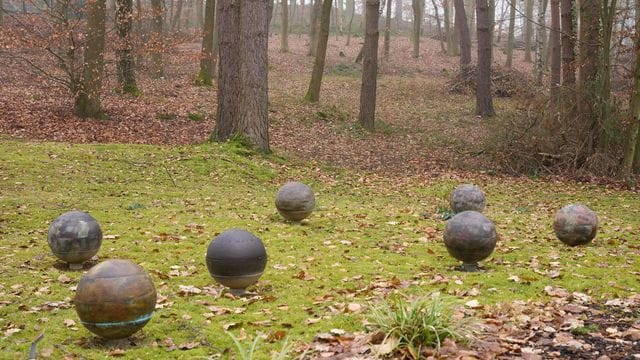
121 83 142 97
228 332 292 360
188 112 205 122
367 294 472 358
571 324 599 336
327 62 362 77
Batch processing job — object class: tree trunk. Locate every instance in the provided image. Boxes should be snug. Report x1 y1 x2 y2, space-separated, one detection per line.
359 0 380 130
171 0 183 30
239 0 270 152
116 0 138 95
578 0 601 153
411 0 423 58
395 0 402 29
281 0 289 51
550 0 560 104
308 0 321 55
621 0 640 178
524 0 533 62
476 0 494 117
197 0 216 85
505 0 516 68
75 0 107 118
268 0 275 26
346 0 355 44
443 0 454 55
384 0 392 57
598 0 618 153
467 0 475 40
304 0 332 102
431 0 446 53
336 0 344 33
150 0 164 78
560 0 575 85
216 0 241 140
534 0 547 85
454 0 470 75
495 0 508 44
1 0 4 27
196 0 204 29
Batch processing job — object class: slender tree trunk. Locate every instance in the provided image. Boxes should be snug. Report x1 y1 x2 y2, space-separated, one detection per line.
197 0 216 85
560 0 575 85
336 0 344 33
525 0 533 62
196 0 204 29
598 0 618 153
308 0 321 55
281 0 289 51
411 0 423 58
150 0 164 78
467 0 476 40
1 0 4 26
216 0 241 140
443 0 454 54
505 0 516 68
268 0 275 26
454 0 470 75
550 0 560 104
304 0 332 102
578 0 601 153
359 0 380 130
431 0 446 52
535 0 547 85
395 0 402 30
622 0 640 178
450 0 459 55
75 0 107 118
116 0 138 94
384 0 392 57
346 0 355 44
239 0 270 152
171 0 184 30
476 0 494 117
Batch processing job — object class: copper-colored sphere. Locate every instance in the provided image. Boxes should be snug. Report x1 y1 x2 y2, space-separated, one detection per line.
275 182 315 221
553 204 598 246
48 211 102 269
443 211 497 271
74 259 156 339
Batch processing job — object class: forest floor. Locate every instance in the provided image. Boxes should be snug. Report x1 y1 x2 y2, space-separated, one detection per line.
1 28 639 359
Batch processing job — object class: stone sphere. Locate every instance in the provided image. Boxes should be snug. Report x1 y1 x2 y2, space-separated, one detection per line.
206 229 267 295
48 211 103 269
449 184 486 213
74 259 156 339
553 204 598 246
443 211 497 270
275 181 315 221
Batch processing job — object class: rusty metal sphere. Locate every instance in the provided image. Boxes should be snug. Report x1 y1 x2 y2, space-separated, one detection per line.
48 211 102 270
553 204 598 246
449 184 486 213
275 181 315 221
443 211 497 271
206 229 267 295
74 259 157 339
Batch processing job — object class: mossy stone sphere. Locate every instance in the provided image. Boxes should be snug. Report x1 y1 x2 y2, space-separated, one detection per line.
553 204 598 246
48 211 102 269
443 211 497 270
449 184 486 213
206 229 267 295
275 181 315 221
74 259 157 339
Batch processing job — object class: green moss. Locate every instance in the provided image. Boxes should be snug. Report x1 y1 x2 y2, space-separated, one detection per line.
188 112 205 121
194 70 214 86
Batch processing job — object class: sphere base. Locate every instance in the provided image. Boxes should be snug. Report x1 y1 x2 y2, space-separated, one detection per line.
460 262 480 272
229 288 247 296
69 262 84 270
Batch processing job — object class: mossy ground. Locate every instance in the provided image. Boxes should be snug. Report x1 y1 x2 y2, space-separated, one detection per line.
0 138 638 358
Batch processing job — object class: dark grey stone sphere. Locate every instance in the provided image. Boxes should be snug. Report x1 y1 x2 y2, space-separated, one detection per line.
275 181 315 221
205 229 267 295
48 211 102 269
450 184 486 213
553 204 598 246
443 210 497 271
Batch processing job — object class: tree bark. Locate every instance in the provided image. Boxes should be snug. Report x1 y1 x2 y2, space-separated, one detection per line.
304 0 332 102
534 0 547 85
150 0 164 78
411 0 423 58
524 0 533 62
384 0 392 57
116 0 138 95
171 0 183 30
597 0 618 153
505 0 516 68
197 0 216 85
476 0 494 117
1 0 4 26
443 0 454 55
578 0 601 153
395 0 402 30
560 0 575 85
75 0 107 118
622 0 640 178
359 0 380 130
431 0 446 53
550 0 560 104
281 0 289 51
216 0 241 140
346 0 355 44
308 0 321 55
453 0 470 75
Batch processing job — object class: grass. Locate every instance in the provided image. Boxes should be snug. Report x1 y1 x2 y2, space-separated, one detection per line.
0 138 639 358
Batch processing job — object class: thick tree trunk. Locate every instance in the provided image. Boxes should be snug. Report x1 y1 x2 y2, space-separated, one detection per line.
150 0 164 78
238 0 269 152
411 0 423 58
467 0 475 40
308 0 321 55
505 0 516 68
281 0 289 51
384 0 392 57
304 0 332 102
578 0 601 153
431 0 446 53
216 0 241 140
116 0 138 95
443 0 454 55
550 0 560 104
622 0 640 178
75 0 107 118
560 0 575 85
524 0 533 62
598 0 617 153
196 0 204 29
197 0 216 85
453 0 470 75
476 0 494 117
359 0 380 130
171 0 183 30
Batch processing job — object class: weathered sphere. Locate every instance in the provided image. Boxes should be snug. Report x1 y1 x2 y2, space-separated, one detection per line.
449 184 486 213
553 204 598 246
275 182 315 221
48 211 102 269
206 229 267 295
75 259 156 339
443 211 497 269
